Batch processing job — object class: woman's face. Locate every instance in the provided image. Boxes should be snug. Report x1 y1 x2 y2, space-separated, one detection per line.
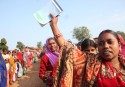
48 39 58 52
98 32 120 61
84 46 97 55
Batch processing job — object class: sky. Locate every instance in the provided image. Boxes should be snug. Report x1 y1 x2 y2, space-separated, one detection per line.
0 0 125 50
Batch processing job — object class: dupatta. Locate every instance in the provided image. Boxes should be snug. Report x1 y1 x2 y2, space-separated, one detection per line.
45 37 59 67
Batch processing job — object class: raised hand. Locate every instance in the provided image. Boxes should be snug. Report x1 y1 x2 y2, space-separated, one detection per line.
50 13 58 28
49 13 65 47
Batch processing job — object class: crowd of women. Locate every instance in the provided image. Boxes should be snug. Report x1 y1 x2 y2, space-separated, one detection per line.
0 14 125 87
0 47 40 87
39 14 125 87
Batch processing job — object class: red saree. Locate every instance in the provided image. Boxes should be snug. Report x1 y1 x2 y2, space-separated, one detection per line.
53 41 125 87
97 62 125 87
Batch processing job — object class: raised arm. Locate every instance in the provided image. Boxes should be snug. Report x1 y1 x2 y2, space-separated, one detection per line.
50 14 65 47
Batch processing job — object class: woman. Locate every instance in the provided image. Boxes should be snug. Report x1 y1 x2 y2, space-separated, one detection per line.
0 53 7 87
11 50 18 82
81 38 97 55
39 37 59 87
49 14 125 87
9 51 15 85
2 49 10 87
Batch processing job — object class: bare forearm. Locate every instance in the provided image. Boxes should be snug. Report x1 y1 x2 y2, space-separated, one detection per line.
50 24 65 47
49 14 65 47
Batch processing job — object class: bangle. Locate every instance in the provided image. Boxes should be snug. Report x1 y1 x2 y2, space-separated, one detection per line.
54 33 63 39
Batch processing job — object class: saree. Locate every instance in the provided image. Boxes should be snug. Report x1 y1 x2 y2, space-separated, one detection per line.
41 37 59 87
17 62 23 78
0 53 7 87
9 56 15 84
53 41 125 87
118 34 125 56
45 37 59 67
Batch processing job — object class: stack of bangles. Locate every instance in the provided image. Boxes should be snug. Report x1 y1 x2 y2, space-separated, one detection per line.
54 33 63 39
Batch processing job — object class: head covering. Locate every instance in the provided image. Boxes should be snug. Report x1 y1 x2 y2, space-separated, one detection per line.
45 37 59 67
118 34 125 56
118 34 125 45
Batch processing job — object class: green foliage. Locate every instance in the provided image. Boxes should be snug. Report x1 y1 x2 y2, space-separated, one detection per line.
0 45 8 50
42 44 46 49
0 44 1 49
37 41 42 49
1 38 7 45
16 41 25 50
116 31 125 40
72 26 91 41
0 38 8 50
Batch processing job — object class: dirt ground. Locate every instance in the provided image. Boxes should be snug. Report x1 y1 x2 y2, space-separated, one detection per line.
10 59 46 87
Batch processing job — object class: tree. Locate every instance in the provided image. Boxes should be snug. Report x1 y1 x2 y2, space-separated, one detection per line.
16 41 25 50
116 31 125 40
0 44 8 50
0 38 8 50
72 26 91 41
1 38 7 45
42 43 46 49
37 41 42 49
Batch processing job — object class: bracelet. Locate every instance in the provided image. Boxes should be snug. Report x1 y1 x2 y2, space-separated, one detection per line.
54 33 63 39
